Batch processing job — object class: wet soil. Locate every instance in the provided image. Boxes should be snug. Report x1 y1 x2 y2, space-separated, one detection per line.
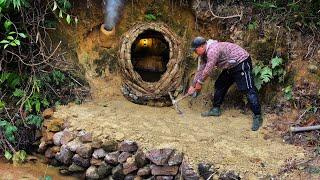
0 158 77 180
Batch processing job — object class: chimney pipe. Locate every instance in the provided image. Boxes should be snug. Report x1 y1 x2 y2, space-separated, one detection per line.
102 0 124 32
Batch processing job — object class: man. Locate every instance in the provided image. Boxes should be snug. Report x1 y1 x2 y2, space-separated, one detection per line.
188 36 263 131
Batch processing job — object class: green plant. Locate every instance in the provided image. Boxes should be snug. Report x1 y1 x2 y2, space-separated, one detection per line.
0 72 21 89
283 85 293 100
248 21 258 31
0 120 17 142
145 13 157 21
253 56 285 90
0 19 27 49
51 70 66 85
4 150 13 160
0 0 88 163
0 0 28 10
0 100 5 110
52 0 78 25
12 150 27 165
26 115 43 128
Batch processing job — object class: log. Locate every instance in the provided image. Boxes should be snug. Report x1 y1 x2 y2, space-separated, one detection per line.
290 125 320 132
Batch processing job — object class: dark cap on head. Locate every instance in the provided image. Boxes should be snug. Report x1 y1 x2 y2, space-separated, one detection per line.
191 36 206 51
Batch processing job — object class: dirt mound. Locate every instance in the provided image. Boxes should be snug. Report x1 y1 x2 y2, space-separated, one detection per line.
54 98 305 178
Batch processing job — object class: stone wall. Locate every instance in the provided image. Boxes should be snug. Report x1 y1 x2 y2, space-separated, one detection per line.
39 108 240 180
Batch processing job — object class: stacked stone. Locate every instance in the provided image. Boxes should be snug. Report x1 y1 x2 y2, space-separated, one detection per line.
39 109 201 179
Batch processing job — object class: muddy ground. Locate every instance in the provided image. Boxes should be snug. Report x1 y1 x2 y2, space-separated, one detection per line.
54 94 308 179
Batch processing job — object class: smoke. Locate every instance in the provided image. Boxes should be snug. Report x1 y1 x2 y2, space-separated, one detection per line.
104 0 124 31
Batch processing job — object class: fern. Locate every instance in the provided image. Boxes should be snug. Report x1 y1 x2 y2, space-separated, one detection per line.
271 56 283 69
253 55 286 90
260 66 273 83
254 76 263 90
253 65 262 76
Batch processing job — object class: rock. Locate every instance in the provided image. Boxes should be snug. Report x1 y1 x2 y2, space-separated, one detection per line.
144 176 156 180
168 151 183 166
72 154 91 168
60 130 75 145
150 165 178 176
86 166 100 179
49 158 61 167
38 140 47 153
118 152 132 163
35 129 42 140
26 155 38 162
174 172 182 180
123 157 138 175
102 139 118 152
137 166 151 176
78 130 93 143
180 160 199 180
45 148 56 159
146 149 174 166
119 140 138 152
42 108 54 119
51 146 60 153
124 174 135 180
198 163 216 180
134 150 148 168
93 148 106 159
55 145 74 165
112 164 125 180
62 121 71 129
66 138 82 152
105 151 120 165
53 131 64 146
134 176 143 180
42 131 54 144
156 176 173 180
76 143 93 158
44 118 64 132
53 130 75 146
308 64 318 73
90 158 103 166
97 162 113 178
68 163 85 172
219 171 240 180
59 167 72 175
91 140 103 149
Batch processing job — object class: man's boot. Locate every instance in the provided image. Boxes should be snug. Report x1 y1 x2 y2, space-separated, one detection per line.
201 107 221 117
252 114 263 131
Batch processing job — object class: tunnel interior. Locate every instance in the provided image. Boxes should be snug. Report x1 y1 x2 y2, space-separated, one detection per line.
131 30 170 82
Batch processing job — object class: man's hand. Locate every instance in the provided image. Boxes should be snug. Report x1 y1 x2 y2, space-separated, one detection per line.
188 82 202 95
194 82 202 91
187 86 195 95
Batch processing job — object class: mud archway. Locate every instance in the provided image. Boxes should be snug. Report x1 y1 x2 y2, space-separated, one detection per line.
119 23 184 106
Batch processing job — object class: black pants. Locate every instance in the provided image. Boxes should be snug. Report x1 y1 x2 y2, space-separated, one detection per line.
212 57 261 115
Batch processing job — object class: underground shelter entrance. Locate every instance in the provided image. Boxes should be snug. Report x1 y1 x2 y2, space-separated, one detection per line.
131 30 170 82
119 23 184 106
